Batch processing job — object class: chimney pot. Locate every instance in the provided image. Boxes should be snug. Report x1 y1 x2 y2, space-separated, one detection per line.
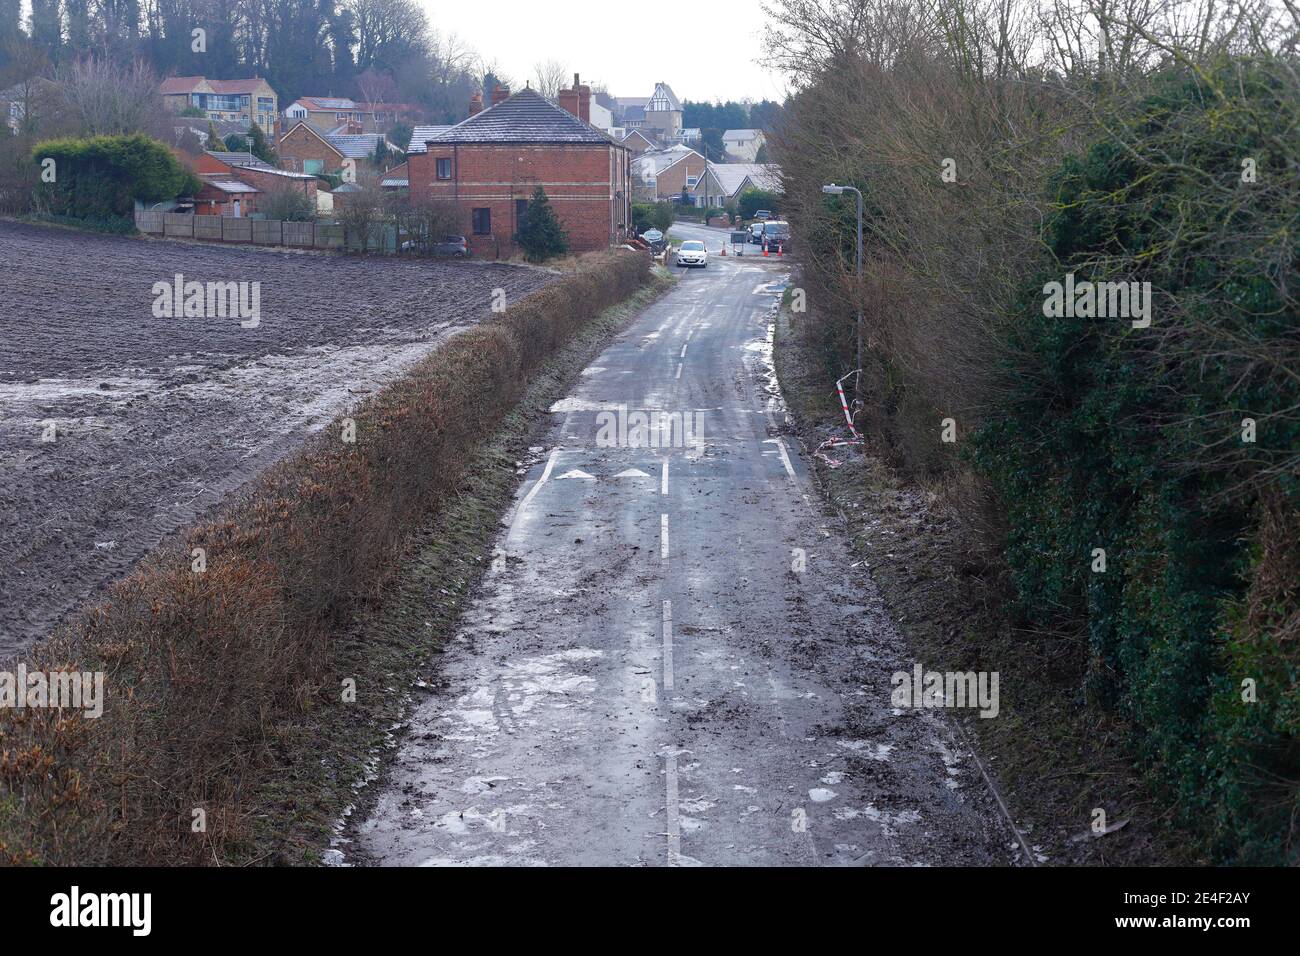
469 91 483 117
492 84 510 106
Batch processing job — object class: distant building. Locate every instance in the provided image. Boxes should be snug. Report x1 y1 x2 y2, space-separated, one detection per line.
408 77 631 257
183 149 317 216
279 121 400 177
722 129 766 162
631 144 706 201
612 83 684 147
689 162 782 207
283 97 376 133
160 76 278 136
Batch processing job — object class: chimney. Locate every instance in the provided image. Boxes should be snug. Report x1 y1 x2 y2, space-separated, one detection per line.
578 83 591 124
468 91 483 117
491 84 510 106
558 85 579 119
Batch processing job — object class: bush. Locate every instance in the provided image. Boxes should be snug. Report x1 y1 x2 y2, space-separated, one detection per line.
631 200 674 234
33 133 202 219
0 249 651 865
737 188 778 220
513 185 568 262
970 58 1299 863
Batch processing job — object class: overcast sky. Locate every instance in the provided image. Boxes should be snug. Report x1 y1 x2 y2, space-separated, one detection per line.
421 0 787 104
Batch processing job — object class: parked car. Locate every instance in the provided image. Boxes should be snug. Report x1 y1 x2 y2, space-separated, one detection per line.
749 222 764 243
432 235 468 257
753 209 772 221
675 239 708 268
761 221 791 253
641 228 667 254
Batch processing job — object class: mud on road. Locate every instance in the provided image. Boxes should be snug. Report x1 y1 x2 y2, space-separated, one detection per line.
0 220 553 656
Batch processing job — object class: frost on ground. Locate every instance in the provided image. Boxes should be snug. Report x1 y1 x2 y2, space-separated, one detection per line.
0 220 553 655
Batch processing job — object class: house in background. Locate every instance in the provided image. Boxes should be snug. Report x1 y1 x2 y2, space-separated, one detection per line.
283 97 376 133
407 77 631 257
182 148 317 216
621 129 655 156
613 83 683 147
689 162 782 207
722 129 766 162
279 122 400 178
161 76 278 136
405 124 454 155
631 144 705 201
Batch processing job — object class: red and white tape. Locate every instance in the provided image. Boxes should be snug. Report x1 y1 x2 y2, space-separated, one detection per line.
815 369 864 467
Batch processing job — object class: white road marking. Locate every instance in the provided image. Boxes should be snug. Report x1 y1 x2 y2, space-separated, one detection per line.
679 344 688 358
766 437 797 481
555 468 596 480
660 514 669 563
660 459 669 496
665 750 680 866
675 363 682 379
514 447 560 517
613 468 652 479
662 599 674 692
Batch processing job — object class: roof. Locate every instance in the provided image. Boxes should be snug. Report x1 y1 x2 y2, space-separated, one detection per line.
646 83 682 113
702 162 782 197
623 106 646 122
380 177 409 188
161 76 269 95
206 150 273 169
291 96 359 112
723 129 763 141
324 132 398 158
425 89 618 146
406 125 454 153
200 178 260 194
333 182 362 193
632 145 701 177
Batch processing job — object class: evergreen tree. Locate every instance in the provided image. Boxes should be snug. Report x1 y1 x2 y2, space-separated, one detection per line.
247 122 277 164
513 185 567 262
206 122 228 150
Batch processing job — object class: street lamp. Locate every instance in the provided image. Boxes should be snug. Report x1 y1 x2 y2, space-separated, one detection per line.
823 183 865 376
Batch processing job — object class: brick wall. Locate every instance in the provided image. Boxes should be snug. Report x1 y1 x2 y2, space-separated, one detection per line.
278 124 345 174
409 142 631 257
654 153 706 200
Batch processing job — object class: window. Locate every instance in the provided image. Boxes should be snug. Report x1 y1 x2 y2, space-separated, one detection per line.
258 97 274 112
436 158 452 180
472 208 491 235
304 159 324 175
515 198 528 222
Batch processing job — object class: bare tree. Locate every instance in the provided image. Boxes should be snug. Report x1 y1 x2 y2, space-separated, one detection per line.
57 57 164 136
531 58 569 101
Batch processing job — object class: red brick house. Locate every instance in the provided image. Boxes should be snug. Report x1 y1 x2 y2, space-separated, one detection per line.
407 79 632 257
185 149 318 216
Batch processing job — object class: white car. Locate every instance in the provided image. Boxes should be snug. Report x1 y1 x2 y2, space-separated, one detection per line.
675 239 708 268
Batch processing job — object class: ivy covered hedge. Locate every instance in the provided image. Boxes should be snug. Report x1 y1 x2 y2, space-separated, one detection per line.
971 59 1298 863
32 133 202 222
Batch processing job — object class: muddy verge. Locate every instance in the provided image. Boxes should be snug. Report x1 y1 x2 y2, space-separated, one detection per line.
0 220 553 655
772 300 1200 866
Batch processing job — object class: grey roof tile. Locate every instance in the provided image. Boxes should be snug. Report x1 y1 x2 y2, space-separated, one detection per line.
432 89 618 145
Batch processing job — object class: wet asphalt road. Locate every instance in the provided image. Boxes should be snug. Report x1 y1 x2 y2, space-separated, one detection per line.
354 224 1008 866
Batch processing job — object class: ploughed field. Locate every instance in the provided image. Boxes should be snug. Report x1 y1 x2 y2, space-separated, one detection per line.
0 220 553 656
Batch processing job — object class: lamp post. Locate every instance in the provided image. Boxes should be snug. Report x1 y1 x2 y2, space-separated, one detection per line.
822 183 864 377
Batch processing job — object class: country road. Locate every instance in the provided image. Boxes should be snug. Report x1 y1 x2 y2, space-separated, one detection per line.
352 224 1011 866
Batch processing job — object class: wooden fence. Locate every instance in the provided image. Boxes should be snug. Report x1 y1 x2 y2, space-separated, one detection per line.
134 211 386 252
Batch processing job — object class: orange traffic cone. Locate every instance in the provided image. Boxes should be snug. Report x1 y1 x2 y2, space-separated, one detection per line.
721 245 727 256
763 245 769 257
